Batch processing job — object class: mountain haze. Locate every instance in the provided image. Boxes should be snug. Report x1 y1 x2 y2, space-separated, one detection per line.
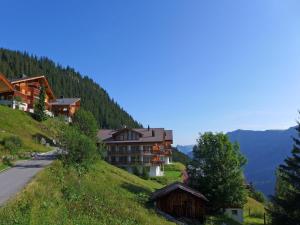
227 127 295 196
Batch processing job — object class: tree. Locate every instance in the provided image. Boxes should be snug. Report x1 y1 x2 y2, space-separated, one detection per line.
72 109 98 140
187 132 247 211
60 126 98 170
34 85 46 121
269 123 300 225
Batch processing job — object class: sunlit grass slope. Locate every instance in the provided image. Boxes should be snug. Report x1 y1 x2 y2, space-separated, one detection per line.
0 160 175 225
0 105 56 156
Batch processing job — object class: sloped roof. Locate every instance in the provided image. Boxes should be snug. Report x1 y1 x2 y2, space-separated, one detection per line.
10 75 46 83
0 74 14 93
50 98 80 106
10 75 55 99
98 128 173 143
150 182 208 202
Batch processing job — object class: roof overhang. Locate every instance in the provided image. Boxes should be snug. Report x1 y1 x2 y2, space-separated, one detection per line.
0 74 14 93
11 75 55 100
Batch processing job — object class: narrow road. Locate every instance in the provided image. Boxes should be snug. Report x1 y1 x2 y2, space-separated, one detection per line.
0 150 58 206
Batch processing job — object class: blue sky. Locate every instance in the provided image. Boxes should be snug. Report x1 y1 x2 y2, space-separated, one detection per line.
1 0 300 145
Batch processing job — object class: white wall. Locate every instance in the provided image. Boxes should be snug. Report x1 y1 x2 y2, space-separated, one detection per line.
149 165 163 177
224 208 243 224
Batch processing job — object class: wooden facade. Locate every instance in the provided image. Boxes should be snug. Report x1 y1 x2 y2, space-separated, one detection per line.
50 98 81 117
151 182 208 222
0 73 81 118
0 74 55 110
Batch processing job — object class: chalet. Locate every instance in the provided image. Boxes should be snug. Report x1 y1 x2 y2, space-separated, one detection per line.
50 98 81 122
0 74 55 115
0 73 81 120
150 182 208 223
97 127 173 177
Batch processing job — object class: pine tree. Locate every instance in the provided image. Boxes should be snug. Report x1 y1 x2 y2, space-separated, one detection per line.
269 124 300 225
34 85 46 121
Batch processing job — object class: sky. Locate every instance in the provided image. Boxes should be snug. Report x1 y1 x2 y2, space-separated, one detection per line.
1 0 300 145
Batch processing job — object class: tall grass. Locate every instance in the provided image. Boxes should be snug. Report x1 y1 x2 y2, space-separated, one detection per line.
0 160 175 225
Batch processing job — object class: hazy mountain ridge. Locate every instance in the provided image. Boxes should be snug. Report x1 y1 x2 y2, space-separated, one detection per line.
177 127 296 196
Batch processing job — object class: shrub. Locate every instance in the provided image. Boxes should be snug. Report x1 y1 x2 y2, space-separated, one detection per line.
141 167 149 180
3 136 23 153
60 127 98 170
2 156 13 166
72 109 98 140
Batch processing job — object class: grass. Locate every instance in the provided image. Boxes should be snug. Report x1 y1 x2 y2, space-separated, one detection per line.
205 215 241 225
0 105 61 161
0 160 175 225
151 162 185 185
204 198 266 225
0 162 9 171
244 197 266 225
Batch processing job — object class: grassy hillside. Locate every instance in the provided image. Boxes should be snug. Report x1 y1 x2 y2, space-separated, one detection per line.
0 160 174 225
0 105 56 154
244 197 266 225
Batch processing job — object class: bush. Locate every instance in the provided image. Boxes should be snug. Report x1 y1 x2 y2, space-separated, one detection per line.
249 190 266 203
60 127 98 170
3 136 23 153
2 156 13 166
73 109 98 140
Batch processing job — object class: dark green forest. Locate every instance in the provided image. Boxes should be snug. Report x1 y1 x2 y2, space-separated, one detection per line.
0 48 142 129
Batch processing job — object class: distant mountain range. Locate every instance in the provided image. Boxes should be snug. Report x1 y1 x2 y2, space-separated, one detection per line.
177 127 296 196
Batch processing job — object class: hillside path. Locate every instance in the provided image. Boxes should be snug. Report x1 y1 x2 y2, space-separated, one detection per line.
0 150 58 206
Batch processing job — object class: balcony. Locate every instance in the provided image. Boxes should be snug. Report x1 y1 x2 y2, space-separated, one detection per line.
151 156 164 165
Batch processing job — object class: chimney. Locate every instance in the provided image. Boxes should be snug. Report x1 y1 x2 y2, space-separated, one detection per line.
22 74 27 78
152 129 155 137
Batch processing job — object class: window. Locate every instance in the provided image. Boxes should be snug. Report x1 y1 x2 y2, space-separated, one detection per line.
143 145 152 151
231 210 238 215
131 145 140 153
119 145 127 154
143 156 151 163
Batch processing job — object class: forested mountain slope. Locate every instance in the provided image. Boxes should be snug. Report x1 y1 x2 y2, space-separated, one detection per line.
0 48 141 129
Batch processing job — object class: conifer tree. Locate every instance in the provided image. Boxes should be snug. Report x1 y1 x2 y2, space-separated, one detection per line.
34 85 46 121
270 124 300 225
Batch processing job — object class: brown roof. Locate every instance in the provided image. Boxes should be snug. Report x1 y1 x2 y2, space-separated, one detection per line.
0 74 14 93
50 98 80 106
150 182 208 202
98 128 173 144
10 75 55 100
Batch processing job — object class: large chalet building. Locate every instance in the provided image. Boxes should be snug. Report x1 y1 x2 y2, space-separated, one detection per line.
0 73 80 120
98 127 173 177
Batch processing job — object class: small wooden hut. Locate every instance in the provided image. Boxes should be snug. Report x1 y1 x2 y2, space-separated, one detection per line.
150 182 208 222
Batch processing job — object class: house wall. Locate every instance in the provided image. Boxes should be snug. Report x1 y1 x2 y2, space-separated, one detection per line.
224 208 243 224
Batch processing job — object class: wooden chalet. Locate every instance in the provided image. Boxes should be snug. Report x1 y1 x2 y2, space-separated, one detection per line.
50 98 81 118
0 74 55 112
150 182 208 222
0 73 81 120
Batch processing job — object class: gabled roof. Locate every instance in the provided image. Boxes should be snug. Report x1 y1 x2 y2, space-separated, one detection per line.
0 74 14 93
10 75 55 100
98 128 173 143
150 182 208 202
10 75 46 84
50 98 81 106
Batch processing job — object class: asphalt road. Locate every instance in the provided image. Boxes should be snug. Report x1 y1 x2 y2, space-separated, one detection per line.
0 151 57 206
